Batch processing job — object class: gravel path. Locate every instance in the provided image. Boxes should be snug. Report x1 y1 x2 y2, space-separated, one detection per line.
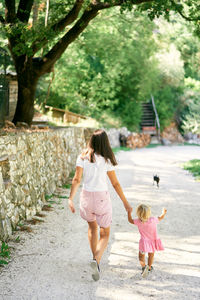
0 145 200 300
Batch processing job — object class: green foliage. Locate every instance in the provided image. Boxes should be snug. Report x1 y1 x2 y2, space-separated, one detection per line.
69 171 75 178
183 159 200 180
62 183 71 189
184 142 200 147
155 44 184 86
0 0 76 57
145 143 162 148
18 222 24 227
138 0 200 26
157 16 200 80
47 200 57 204
111 13 160 130
45 194 53 200
0 242 10 265
0 46 14 72
181 106 200 134
137 0 172 21
113 99 142 132
181 78 200 134
36 9 200 133
154 85 184 131
150 14 200 132
37 9 160 131
1 0 200 131
54 194 68 199
15 236 20 243
182 116 200 134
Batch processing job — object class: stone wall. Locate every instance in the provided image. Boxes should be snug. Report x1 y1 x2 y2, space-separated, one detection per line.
0 128 86 241
106 127 131 148
161 122 184 144
7 80 18 121
183 132 200 145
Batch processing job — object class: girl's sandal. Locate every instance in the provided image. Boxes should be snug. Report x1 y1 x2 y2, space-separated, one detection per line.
141 265 149 278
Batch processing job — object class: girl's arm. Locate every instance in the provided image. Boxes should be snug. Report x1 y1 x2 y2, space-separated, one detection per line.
158 208 167 221
68 166 83 213
107 170 132 213
128 211 134 224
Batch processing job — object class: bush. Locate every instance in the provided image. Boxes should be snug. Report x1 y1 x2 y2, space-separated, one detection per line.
180 78 200 134
183 159 200 180
154 85 184 131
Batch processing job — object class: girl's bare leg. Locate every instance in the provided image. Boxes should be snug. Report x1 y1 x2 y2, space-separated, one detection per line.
139 251 146 268
148 252 154 270
88 221 98 259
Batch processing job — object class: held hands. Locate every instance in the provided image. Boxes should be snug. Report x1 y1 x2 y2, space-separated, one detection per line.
68 199 75 213
127 207 134 224
124 201 133 213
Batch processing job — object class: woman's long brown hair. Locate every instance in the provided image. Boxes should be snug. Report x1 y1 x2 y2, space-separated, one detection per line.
83 129 117 166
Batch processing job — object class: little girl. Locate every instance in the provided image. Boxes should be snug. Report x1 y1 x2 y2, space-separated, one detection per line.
128 204 167 278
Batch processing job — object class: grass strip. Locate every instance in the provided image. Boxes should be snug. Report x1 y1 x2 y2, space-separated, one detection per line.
145 143 162 148
183 159 200 180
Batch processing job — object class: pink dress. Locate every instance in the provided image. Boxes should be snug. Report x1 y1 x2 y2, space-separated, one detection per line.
134 217 164 253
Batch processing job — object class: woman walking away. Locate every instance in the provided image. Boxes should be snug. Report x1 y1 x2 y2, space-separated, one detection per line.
68 129 132 281
128 204 167 278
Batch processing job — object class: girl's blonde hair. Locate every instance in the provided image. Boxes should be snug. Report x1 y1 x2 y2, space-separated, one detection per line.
136 204 151 222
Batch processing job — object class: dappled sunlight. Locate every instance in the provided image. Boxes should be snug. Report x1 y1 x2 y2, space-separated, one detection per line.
102 147 200 299
108 232 138 266
1 146 199 299
98 227 200 300
96 286 145 300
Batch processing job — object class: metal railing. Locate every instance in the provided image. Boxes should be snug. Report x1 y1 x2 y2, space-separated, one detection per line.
151 94 160 140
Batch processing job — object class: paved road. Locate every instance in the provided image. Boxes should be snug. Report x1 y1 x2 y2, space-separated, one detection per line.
0 145 200 300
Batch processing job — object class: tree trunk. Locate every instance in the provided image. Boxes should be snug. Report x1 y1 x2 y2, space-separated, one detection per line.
32 2 39 27
12 67 39 126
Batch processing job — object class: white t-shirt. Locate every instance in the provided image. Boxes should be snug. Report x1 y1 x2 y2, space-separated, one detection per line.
76 153 115 192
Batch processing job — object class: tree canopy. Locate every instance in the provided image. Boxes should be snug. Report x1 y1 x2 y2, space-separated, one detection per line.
0 0 200 125
35 8 200 132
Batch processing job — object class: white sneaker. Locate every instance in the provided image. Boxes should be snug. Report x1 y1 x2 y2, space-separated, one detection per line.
90 259 100 281
141 265 149 278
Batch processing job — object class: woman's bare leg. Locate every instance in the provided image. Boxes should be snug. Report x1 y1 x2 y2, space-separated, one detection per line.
88 222 110 264
94 227 110 265
139 251 146 268
148 252 154 270
88 221 98 259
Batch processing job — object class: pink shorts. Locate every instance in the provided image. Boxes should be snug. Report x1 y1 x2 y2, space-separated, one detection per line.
80 189 112 228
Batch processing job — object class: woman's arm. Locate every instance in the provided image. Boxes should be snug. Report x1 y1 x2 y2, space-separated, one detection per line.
158 208 167 221
68 166 83 213
128 211 134 224
107 170 132 213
